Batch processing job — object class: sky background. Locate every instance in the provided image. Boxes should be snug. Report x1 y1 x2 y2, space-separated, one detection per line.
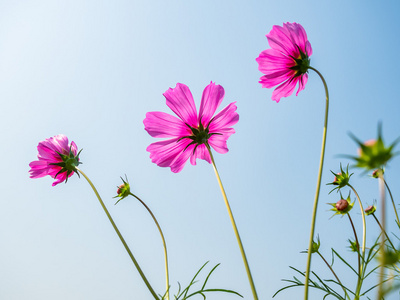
1 0 400 299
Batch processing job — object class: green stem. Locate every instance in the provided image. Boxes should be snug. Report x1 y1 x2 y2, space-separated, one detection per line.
206 144 258 300
377 173 386 300
316 250 350 300
347 213 361 283
372 213 395 250
304 66 329 300
129 193 170 300
384 178 399 227
75 168 160 300
348 184 366 299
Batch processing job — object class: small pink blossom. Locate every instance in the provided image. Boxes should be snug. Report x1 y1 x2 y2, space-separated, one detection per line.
29 134 80 186
144 82 239 173
256 22 312 102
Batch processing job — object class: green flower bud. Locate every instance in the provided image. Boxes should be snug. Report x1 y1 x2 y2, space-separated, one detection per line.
328 164 352 193
348 239 359 252
372 168 384 179
379 249 400 266
114 176 131 204
329 193 354 216
348 123 399 170
364 205 377 216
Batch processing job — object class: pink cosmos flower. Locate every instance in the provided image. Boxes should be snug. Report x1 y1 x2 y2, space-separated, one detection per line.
144 82 239 173
29 134 81 186
256 22 312 102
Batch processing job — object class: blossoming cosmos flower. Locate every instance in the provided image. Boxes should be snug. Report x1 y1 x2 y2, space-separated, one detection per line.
144 82 239 173
256 22 312 102
29 134 81 186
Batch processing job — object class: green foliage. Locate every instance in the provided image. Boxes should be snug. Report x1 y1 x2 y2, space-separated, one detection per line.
162 262 243 300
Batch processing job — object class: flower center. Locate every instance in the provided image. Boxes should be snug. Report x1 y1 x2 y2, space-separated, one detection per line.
289 45 310 75
179 119 221 153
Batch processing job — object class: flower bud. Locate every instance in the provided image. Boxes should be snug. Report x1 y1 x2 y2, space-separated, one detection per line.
372 168 384 179
114 176 131 204
349 124 399 170
336 199 348 211
329 194 354 216
364 205 376 216
328 164 352 193
348 239 359 252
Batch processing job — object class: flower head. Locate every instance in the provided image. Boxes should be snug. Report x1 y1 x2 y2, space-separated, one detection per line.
365 204 377 216
114 176 131 204
348 239 359 252
328 164 353 193
256 22 312 102
372 168 384 178
348 124 399 170
144 82 239 173
29 134 81 186
329 194 354 216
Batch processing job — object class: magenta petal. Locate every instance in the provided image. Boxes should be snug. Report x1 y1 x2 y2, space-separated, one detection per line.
271 77 298 102
146 138 192 173
190 144 211 166
257 22 312 101
163 83 198 127
145 82 238 173
198 82 225 126
29 134 79 185
296 74 308 96
208 102 239 133
144 111 189 138
208 135 230 154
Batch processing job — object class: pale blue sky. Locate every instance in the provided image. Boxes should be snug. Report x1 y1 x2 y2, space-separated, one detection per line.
1 1 400 299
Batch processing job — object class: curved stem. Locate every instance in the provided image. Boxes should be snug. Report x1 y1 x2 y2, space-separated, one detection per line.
75 168 160 300
377 172 386 299
348 184 366 299
206 144 259 300
347 214 361 281
304 66 329 300
130 193 170 300
316 250 350 300
347 213 364 299
384 178 399 227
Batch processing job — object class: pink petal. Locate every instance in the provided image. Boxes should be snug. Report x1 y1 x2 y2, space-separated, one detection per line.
163 83 198 127
144 111 190 138
208 134 230 154
267 25 298 56
198 82 225 127
146 138 192 173
296 74 308 96
190 144 211 166
271 77 299 102
208 102 239 133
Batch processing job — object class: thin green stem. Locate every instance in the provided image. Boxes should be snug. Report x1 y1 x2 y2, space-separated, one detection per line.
347 213 361 282
206 144 258 300
348 184 366 299
372 213 395 250
316 250 350 300
304 66 329 300
384 178 399 227
129 193 170 300
377 173 386 300
75 168 160 300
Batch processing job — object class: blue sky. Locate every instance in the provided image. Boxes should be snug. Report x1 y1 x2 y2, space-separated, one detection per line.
1 1 400 299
